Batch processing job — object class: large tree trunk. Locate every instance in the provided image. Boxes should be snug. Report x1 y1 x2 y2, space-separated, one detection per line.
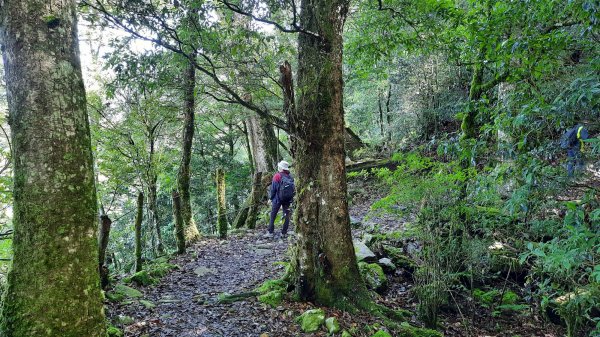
98 214 112 289
172 190 186 254
0 1 106 334
288 0 367 306
178 56 201 244
216 168 228 239
234 114 278 228
244 172 264 229
247 115 278 173
135 192 144 272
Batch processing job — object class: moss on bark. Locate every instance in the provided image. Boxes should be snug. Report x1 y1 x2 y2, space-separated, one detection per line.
0 1 106 335
216 168 228 239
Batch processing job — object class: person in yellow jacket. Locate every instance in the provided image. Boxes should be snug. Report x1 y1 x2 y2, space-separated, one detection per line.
561 125 589 177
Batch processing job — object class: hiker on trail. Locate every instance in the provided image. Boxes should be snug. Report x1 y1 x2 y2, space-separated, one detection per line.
561 124 589 177
266 160 295 238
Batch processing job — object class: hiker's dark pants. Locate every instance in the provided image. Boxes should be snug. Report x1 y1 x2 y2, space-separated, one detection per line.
268 200 291 234
567 148 584 177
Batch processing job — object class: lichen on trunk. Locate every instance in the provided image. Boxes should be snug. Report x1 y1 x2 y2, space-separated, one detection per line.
178 55 201 244
135 192 144 272
216 168 228 239
0 0 106 334
172 190 186 254
286 0 369 308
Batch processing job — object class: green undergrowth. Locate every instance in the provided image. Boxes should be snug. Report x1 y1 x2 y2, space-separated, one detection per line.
255 278 287 307
124 256 179 286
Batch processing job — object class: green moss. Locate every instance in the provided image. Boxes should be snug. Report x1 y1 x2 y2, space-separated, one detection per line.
113 284 142 298
258 290 284 307
473 288 520 309
342 330 353 337
396 322 443 337
139 300 156 309
126 260 178 287
128 271 155 286
107 325 123 337
371 331 393 337
325 317 341 334
256 279 287 293
296 308 326 333
105 292 126 303
115 315 134 325
383 246 416 271
358 262 387 292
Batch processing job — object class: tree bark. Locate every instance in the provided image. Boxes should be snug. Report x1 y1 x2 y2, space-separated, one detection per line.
135 192 144 272
242 121 254 173
287 0 368 306
233 114 278 228
172 190 186 254
147 174 164 255
0 1 106 334
216 168 228 239
178 55 201 244
244 172 264 229
98 214 112 289
247 115 278 173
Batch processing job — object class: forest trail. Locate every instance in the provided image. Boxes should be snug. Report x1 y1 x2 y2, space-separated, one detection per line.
108 232 294 336
107 179 404 337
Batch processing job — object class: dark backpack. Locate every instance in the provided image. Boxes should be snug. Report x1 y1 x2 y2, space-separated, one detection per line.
278 174 295 203
560 126 579 149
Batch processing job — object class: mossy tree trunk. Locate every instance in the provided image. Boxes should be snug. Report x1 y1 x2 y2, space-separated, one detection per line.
98 214 112 289
172 190 186 254
135 192 144 272
178 55 201 244
287 0 369 306
148 173 164 255
0 0 106 335
244 172 264 229
216 168 228 239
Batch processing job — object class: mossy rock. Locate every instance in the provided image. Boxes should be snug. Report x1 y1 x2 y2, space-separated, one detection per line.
146 260 179 278
325 317 341 334
354 240 377 262
371 331 392 337
397 322 443 337
296 308 326 333
128 270 157 286
139 299 156 309
115 315 135 325
107 284 142 302
341 331 353 337
107 325 123 337
358 262 387 293
383 245 416 272
105 291 126 303
258 290 283 307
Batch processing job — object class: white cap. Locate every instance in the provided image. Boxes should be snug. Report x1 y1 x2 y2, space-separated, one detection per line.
277 160 290 172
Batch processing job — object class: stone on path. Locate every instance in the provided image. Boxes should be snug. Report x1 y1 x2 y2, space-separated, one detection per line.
377 258 396 273
354 240 377 262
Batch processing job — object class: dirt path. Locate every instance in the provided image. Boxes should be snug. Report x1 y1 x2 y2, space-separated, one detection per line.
108 231 295 337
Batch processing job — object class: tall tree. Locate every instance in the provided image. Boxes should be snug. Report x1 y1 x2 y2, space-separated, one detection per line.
178 54 201 244
0 0 106 335
288 0 368 306
216 168 228 239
